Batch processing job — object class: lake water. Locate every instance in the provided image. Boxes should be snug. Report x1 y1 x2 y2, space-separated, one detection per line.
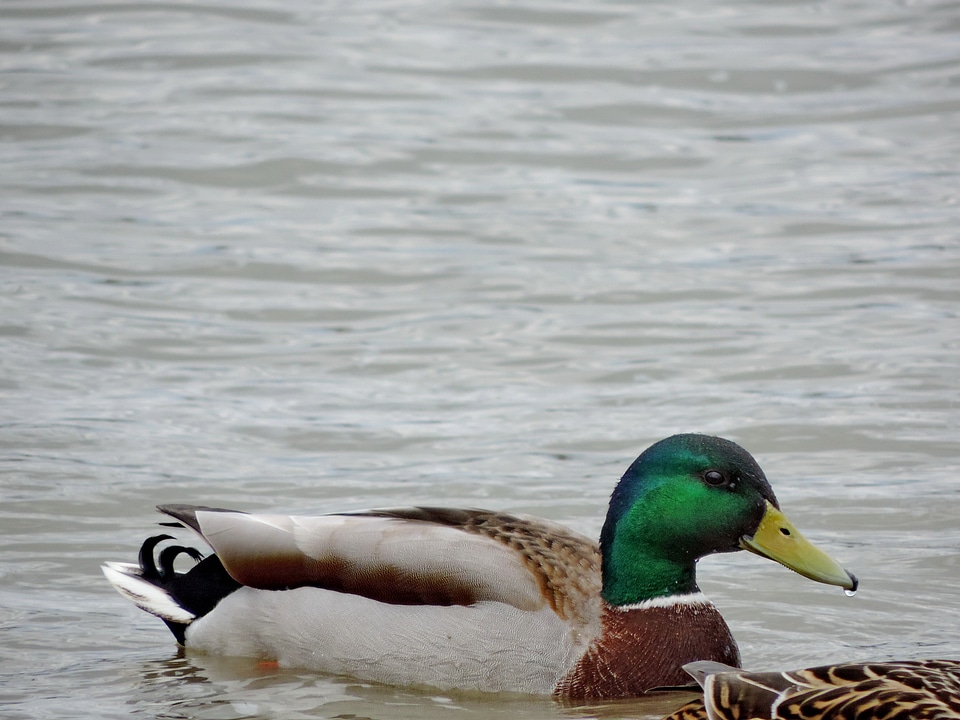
2 0 959 718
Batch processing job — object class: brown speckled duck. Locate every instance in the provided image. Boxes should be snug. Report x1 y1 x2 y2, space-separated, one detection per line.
102 434 856 699
664 659 960 720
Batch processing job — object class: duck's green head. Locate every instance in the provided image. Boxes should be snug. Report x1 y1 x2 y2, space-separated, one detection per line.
599 434 857 606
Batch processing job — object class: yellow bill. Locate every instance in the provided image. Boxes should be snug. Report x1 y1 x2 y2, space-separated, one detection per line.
740 501 858 591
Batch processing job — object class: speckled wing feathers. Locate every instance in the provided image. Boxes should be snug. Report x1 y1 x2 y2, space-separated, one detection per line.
663 660 960 720
752 661 960 720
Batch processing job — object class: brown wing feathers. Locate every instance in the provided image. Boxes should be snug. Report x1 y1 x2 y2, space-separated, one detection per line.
666 661 960 720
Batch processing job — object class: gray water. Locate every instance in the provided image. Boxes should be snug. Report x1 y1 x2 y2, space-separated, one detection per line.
2 0 960 718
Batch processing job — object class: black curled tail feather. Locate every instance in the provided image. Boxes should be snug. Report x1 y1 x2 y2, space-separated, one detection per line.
139 534 175 579
158 545 204 579
136 534 242 644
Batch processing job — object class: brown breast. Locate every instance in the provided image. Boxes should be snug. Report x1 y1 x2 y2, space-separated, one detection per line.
555 598 741 700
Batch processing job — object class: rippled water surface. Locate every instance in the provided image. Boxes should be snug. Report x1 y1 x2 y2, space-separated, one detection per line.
2 0 960 718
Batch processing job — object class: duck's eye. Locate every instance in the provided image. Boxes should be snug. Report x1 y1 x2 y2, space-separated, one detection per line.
703 470 727 486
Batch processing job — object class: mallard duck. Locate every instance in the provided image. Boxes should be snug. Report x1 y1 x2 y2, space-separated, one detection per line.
663 659 960 719
102 434 856 699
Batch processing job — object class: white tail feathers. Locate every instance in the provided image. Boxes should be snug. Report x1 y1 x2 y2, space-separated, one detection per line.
101 562 195 625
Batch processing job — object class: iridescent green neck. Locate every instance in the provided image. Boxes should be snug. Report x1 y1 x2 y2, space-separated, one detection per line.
601 540 699 605
600 472 706 605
